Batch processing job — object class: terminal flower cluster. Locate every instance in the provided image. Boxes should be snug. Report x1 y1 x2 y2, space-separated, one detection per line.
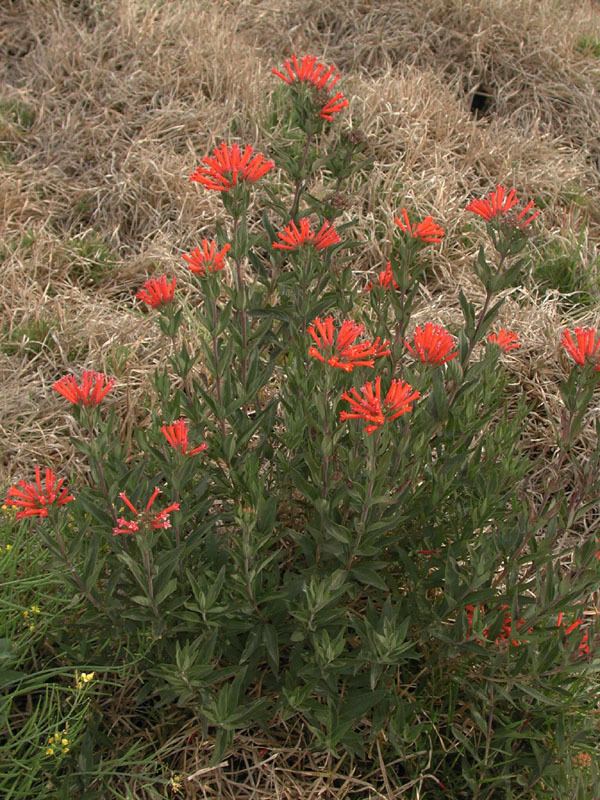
4 467 74 520
308 317 390 372
340 376 420 435
405 323 458 365
113 488 180 536
272 54 349 121
190 143 275 193
182 240 231 276
273 218 340 252
53 371 114 406
466 185 539 229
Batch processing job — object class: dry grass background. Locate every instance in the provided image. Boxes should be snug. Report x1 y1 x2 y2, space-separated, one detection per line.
1 0 600 795
1 0 599 486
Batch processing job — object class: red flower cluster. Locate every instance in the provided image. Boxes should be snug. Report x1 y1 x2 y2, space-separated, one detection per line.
487 329 521 352
465 604 529 648
561 327 600 370
113 488 180 536
466 185 539 229
4 466 74 519
161 419 207 456
367 261 399 291
307 317 390 372
272 55 349 121
272 218 340 252
53 371 115 406
136 275 176 308
557 613 590 657
190 143 274 193
405 323 458 365
394 209 445 244
340 376 420 435
182 241 231 277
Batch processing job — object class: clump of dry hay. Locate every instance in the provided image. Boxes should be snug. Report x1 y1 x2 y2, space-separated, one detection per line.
2 0 598 488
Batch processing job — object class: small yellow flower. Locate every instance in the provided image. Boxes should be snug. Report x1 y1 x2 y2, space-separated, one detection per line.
75 671 95 690
170 774 184 793
22 604 41 631
45 730 70 757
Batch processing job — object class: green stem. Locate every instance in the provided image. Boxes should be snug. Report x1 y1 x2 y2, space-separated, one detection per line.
290 129 313 221
211 296 227 437
232 214 248 388
346 433 378 571
141 542 159 619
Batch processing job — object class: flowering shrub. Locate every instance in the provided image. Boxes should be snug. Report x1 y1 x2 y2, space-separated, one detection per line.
4 55 599 796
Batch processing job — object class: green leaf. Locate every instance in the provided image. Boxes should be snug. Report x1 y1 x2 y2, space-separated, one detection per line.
262 624 279 672
0 668 25 688
350 564 389 591
156 578 178 605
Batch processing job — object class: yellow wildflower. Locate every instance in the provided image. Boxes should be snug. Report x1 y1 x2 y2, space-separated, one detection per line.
75 671 95 690
45 730 70 757
22 604 41 631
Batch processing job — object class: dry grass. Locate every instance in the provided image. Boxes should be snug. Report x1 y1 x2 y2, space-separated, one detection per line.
1 0 599 793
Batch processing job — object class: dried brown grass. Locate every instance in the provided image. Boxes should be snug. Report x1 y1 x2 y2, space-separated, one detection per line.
1 1 599 792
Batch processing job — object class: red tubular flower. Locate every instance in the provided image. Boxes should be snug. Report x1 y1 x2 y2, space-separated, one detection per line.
161 419 208 456
394 208 445 244
340 375 420 434
564 618 583 636
466 604 529 647
273 55 342 92
182 241 231 277
4 466 74 519
558 613 590 656
272 218 340 252
136 275 176 308
320 92 349 121
487 329 521 352
272 55 349 121
113 487 180 536
189 143 274 192
53 371 115 406
465 185 540 228
465 604 477 639
561 327 600 370
307 317 390 372
367 261 399 291
578 631 590 657
405 323 458 365
492 606 527 647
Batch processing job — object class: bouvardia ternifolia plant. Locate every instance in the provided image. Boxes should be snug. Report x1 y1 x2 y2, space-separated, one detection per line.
5 53 600 796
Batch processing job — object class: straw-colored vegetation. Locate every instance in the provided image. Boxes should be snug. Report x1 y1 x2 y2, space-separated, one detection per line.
1 0 599 796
